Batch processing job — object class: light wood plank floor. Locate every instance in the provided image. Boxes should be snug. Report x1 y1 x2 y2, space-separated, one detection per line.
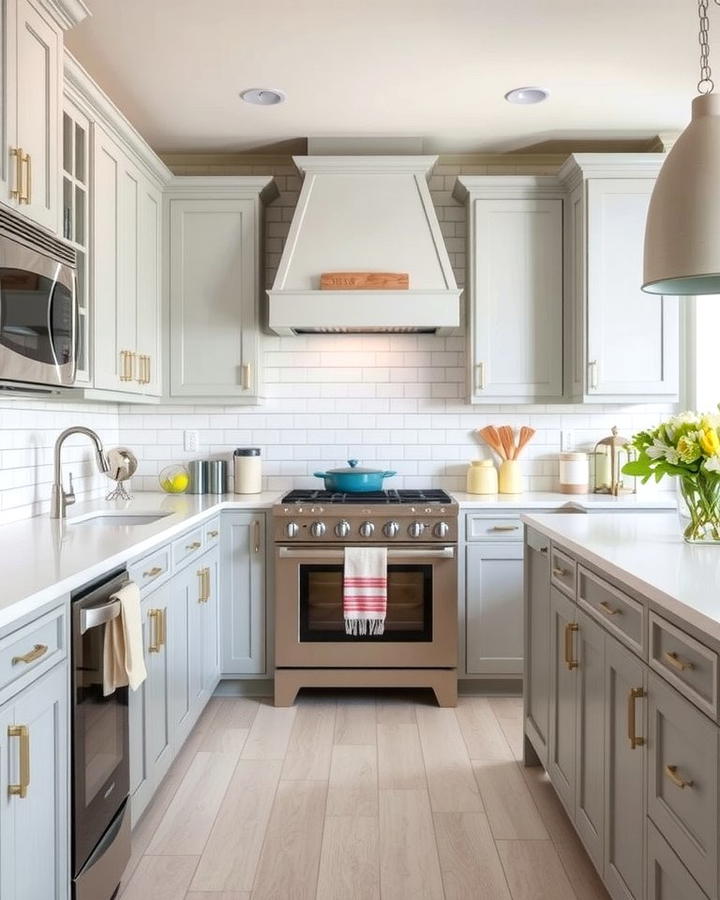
120 691 610 900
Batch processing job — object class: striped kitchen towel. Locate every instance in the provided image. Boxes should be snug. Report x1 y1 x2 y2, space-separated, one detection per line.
343 546 388 636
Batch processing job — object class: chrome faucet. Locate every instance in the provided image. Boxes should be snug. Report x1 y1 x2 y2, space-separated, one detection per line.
50 427 110 519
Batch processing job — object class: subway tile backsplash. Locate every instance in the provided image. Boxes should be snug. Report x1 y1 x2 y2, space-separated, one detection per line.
0 157 675 521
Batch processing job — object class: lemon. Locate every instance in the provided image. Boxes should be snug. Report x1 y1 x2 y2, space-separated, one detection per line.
160 468 189 493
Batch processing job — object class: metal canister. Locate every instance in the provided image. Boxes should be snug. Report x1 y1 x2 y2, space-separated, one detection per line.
207 459 228 495
187 460 208 494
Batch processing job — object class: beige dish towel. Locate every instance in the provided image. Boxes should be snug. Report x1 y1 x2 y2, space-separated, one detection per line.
103 581 147 696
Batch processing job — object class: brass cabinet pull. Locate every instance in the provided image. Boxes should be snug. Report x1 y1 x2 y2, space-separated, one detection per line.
186 541 201 551
540 546 549 554
204 568 211 601
10 147 22 199
664 650 694 672
665 764 693 789
627 687 645 749
11 643 48 666
143 566 163 578
476 361 486 391
599 600 621 617
241 363 252 390
120 350 134 382
159 607 167 647
208 529 219 539
8 725 30 797
148 609 162 652
253 520 261 554
136 354 150 385
552 567 568 578
145 355 151 385
564 622 579 670
489 525 519 532
589 359 599 390
197 568 208 603
22 152 31 204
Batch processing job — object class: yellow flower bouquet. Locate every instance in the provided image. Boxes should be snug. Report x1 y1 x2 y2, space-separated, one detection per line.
623 411 720 542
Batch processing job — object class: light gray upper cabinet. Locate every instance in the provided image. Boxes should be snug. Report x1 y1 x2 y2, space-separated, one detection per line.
454 177 564 403
604 632 646 900
523 528 551 767
220 512 266 675
0 661 68 900
466 541 524 675
575 608 605 873
165 178 277 403
559 154 680 402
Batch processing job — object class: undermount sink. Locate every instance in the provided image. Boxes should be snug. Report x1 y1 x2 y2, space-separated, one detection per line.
69 513 171 526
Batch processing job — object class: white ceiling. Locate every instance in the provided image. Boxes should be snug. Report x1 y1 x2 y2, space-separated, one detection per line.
66 0 703 154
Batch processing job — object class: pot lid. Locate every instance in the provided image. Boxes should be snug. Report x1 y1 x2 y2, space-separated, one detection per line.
325 459 386 475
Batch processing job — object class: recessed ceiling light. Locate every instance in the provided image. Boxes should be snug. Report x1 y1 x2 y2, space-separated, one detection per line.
504 86 549 105
240 88 286 106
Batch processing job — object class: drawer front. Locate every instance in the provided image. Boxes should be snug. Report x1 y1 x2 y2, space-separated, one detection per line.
129 545 171 595
467 515 522 541
0 605 66 698
203 517 221 545
648 672 718 899
650 613 718 719
550 546 576 597
647 819 710 900
578 566 645 656
172 527 205 569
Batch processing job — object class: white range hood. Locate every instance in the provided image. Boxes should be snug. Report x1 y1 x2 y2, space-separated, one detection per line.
267 156 461 335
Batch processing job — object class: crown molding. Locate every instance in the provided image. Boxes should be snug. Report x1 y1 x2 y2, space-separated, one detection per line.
453 174 563 203
557 152 666 191
64 51 173 187
164 175 279 204
37 0 90 29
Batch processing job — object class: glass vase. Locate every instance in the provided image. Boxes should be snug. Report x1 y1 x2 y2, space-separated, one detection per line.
677 474 720 543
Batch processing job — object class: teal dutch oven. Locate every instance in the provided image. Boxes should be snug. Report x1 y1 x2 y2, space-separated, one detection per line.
313 459 397 492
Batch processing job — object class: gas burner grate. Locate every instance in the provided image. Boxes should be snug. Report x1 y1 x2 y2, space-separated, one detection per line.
281 489 454 505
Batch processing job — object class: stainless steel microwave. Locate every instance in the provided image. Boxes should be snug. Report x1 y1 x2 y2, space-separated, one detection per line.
0 205 77 390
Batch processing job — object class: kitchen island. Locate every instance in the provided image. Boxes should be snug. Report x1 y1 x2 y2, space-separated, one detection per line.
522 511 719 900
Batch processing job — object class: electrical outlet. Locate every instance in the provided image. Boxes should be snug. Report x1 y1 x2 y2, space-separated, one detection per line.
561 429 575 452
184 430 199 452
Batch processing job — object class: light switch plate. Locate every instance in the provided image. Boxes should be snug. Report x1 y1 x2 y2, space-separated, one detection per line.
184 430 199 452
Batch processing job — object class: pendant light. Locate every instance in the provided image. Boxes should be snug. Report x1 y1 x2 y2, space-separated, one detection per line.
643 0 720 295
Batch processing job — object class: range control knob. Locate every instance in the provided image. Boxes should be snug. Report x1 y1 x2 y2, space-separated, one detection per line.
359 521 375 538
334 519 351 538
310 521 326 538
383 520 400 538
285 522 300 538
408 521 425 539
433 522 450 538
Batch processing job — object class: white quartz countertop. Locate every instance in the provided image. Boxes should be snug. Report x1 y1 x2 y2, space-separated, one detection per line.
452 491 675 510
523 512 720 645
0 492 282 630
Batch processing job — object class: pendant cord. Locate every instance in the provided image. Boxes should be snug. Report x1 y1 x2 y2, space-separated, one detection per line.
698 0 720 93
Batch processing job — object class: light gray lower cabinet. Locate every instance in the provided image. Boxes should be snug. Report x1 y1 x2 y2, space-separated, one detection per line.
647 672 718 900
575 608 605 873
549 586 578 814
604 634 647 900
129 580 173 824
0 662 69 900
523 528 551 766
220 513 266 675
465 542 524 675
647 819 709 900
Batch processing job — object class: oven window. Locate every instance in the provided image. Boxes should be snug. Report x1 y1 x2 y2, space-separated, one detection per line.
299 564 433 641
0 267 74 365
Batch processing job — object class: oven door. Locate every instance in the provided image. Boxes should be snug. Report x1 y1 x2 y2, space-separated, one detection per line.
72 576 130 875
0 237 76 386
275 544 457 667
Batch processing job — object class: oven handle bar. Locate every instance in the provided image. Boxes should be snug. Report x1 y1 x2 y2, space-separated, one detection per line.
80 600 121 634
278 546 455 560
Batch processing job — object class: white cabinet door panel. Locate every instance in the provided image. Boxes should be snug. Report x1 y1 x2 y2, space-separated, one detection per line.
466 542 523 675
586 179 678 398
470 197 563 400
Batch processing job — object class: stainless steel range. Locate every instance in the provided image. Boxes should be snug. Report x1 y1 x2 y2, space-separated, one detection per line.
272 489 459 707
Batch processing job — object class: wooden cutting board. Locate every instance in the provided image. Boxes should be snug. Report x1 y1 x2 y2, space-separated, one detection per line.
320 272 409 290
